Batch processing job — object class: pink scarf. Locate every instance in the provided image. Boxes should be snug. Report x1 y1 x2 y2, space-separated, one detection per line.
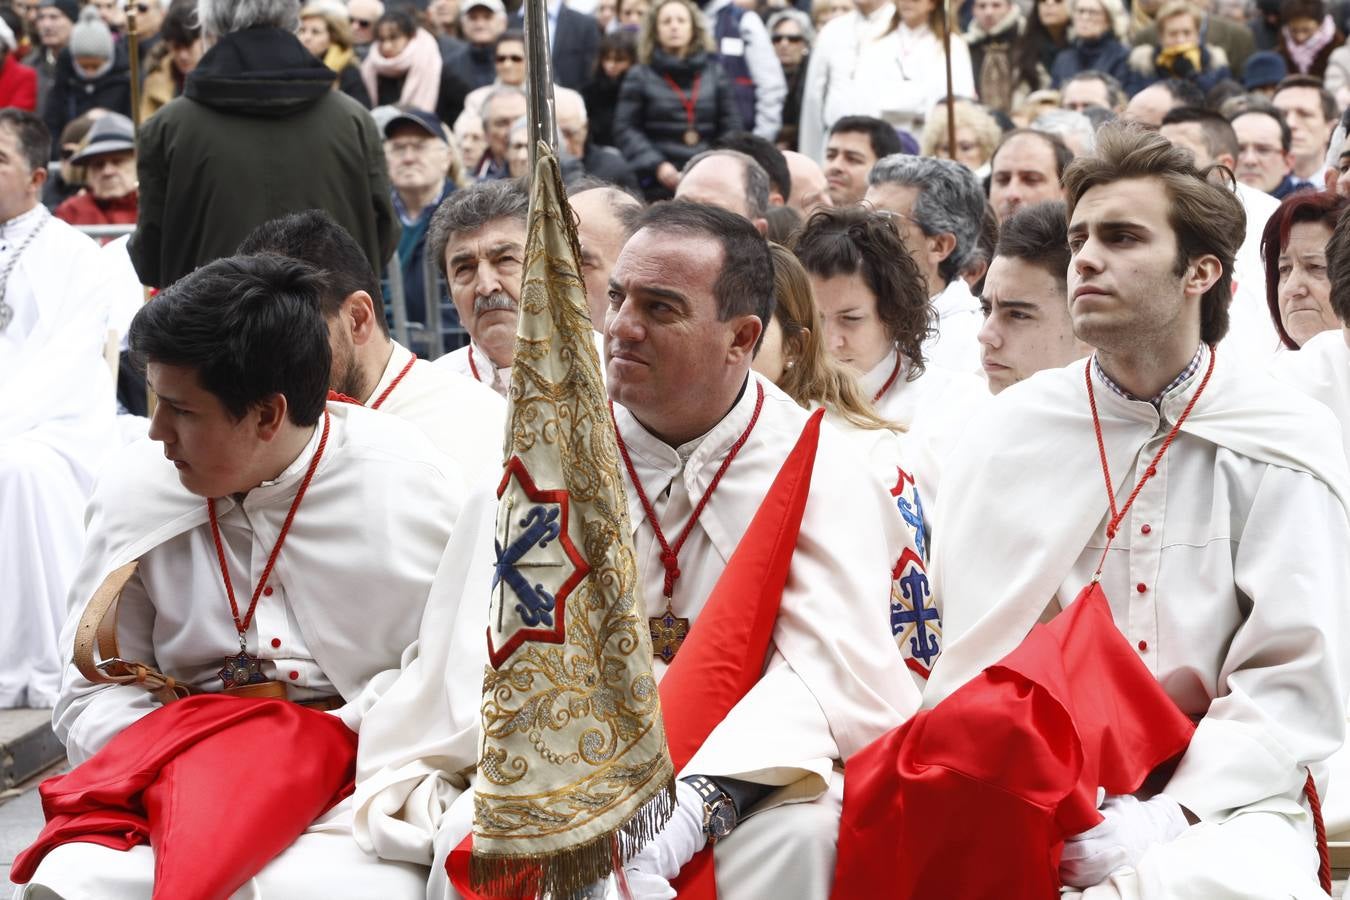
1284 14 1337 73
361 27 443 112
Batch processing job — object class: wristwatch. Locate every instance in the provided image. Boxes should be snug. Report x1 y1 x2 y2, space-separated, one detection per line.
683 775 738 845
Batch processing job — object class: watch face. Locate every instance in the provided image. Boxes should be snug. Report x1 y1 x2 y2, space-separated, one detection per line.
709 802 737 839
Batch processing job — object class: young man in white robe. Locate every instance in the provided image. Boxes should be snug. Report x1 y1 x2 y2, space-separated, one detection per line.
352 201 922 900
237 209 506 481
15 255 465 899
428 180 527 397
926 125 1350 898
0 108 119 708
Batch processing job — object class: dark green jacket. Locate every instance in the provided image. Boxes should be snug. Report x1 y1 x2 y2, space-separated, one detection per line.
129 27 398 288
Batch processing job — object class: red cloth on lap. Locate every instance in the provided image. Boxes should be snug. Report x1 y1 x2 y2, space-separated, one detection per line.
11 694 357 900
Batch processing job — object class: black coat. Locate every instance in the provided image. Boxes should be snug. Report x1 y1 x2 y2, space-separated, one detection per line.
43 44 131 153
508 7 599 89
581 142 639 190
372 65 468 125
128 27 397 288
338 63 372 107
581 71 624 147
445 41 496 90
613 50 742 194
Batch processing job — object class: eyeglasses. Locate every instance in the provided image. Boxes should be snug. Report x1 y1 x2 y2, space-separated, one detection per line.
1237 142 1283 158
496 53 525 62
1072 7 1105 18
387 139 438 155
771 33 805 43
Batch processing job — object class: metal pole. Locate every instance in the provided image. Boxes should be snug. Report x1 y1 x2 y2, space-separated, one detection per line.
942 0 956 166
524 0 558 167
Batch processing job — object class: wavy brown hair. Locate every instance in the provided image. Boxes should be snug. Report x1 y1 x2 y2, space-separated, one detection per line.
637 0 714 63
768 244 896 431
791 206 934 381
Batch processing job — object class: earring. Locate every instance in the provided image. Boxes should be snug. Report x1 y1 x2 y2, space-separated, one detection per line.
785 360 796 369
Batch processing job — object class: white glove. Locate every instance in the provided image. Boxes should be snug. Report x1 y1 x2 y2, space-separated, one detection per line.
1059 793 1189 888
623 780 708 898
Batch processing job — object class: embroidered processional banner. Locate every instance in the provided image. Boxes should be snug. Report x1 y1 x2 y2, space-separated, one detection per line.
471 144 675 897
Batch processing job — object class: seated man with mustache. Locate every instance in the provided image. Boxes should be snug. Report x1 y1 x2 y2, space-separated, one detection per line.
429 180 526 397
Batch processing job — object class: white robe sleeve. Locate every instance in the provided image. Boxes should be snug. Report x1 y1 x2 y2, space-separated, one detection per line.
797 26 834 162
1164 464 1350 823
739 10 786 140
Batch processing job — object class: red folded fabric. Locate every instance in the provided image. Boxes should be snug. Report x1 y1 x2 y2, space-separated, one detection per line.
12 694 358 900
831 583 1196 899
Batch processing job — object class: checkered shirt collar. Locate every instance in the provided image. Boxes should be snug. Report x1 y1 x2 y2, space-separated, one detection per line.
1092 344 1206 409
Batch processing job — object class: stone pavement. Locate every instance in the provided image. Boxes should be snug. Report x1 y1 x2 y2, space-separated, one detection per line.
0 773 55 900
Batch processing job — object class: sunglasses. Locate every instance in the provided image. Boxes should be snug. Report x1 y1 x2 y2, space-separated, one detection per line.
771 33 805 43
496 53 525 62
135 2 151 12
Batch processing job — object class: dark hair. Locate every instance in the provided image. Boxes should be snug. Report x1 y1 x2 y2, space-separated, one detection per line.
1065 70 1127 110
1275 75 1338 123
161 0 201 47
1229 103 1293 152
1260 190 1350 348
0 109 49 173
428 179 529 277
1161 106 1240 160
681 148 771 219
1327 200 1350 323
1063 125 1245 345
714 131 791 202
1155 78 1206 108
1280 0 1323 23
1019 0 1064 99
129 255 331 426
828 115 904 161
765 204 802 243
634 200 774 342
597 29 637 65
1203 78 1246 111
236 209 387 336
991 128 1074 178
995 200 1071 289
376 8 418 38
792 206 933 377
495 28 524 51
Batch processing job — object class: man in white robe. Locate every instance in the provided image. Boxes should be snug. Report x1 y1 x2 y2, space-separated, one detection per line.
237 209 505 481
15 254 464 899
428 180 528 397
0 109 118 709
863 154 985 376
352 201 921 900
925 126 1350 898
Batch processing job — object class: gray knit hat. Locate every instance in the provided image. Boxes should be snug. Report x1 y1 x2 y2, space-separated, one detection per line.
69 7 113 61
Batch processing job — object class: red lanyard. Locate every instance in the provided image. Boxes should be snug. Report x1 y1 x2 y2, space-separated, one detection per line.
207 410 331 647
662 72 702 131
872 352 903 404
613 381 765 598
468 347 485 384
370 354 416 409
1085 349 1215 572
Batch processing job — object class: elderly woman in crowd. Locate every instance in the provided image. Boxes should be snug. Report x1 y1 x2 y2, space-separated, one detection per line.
361 8 467 124
613 0 741 200
297 1 371 107
1050 0 1129 85
462 30 525 118
767 8 812 150
920 100 1001 177
1263 190 1350 350
1276 0 1343 78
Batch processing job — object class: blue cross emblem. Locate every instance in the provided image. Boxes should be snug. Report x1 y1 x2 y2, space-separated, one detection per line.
494 505 562 629
893 565 940 666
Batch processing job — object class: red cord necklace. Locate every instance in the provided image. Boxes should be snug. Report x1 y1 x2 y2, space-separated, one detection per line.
613 381 765 662
209 410 330 688
1085 349 1215 575
872 351 903 404
467 346 485 384
370 354 416 409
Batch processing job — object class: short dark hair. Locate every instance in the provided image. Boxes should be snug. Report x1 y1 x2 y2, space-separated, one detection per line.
1327 199 1350 324
376 8 417 38
1275 75 1338 123
1161 106 1240 161
428 179 529 278
1155 78 1206 109
1261 190 1350 347
495 29 524 50
129 255 331 426
161 0 201 47
681 148 771 219
1229 104 1293 153
792 206 933 377
236 209 387 336
995 200 1071 290
714 131 791 202
0 109 49 173
992 129 1074 179
828 115 904 161
765 204 802 244
634 200 774 344
1063 125 1245 345
1280 0 1323 23
1065 70 1126 110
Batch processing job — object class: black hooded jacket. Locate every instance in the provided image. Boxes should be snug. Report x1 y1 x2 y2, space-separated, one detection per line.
43 43 132 154
128 27 398 287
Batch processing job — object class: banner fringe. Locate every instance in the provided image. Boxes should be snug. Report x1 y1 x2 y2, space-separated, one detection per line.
470 776 677 898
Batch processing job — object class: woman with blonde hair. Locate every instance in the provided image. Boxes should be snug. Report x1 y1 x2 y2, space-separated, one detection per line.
297 1 372 107
755 243 936 679
612 0 741 199
1049 0 1130 86
920 100 1001 176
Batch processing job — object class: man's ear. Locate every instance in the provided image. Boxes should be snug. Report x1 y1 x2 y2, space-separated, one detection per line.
930 231 958 267
254 393 289 441
1185 253 1223 299
728 314 764 363
345 291 381 347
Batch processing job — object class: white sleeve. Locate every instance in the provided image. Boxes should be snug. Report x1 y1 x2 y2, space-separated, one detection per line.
797 30 832 162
